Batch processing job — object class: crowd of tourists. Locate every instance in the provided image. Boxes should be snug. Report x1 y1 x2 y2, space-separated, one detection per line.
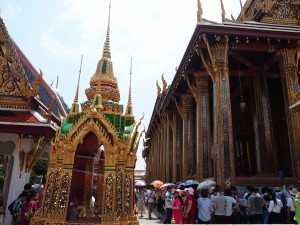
135 184 300 224
8 179 45 225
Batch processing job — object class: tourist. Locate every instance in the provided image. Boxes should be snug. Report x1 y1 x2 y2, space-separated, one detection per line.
197 189 213 224
261 187 271 224
183 187 196 224
268 191 283 223
247 187 264 224
212 188 227 224
163 186 173 224
11 191 28 225
135 187 145 218
146 185 155 219
20 190 38 225
172 189 183 224
69 197 79 220
294 192 300 224
286 188 297 223
224 188 237 223
155 188 164 219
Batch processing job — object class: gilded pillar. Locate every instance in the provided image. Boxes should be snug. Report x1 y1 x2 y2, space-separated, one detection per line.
172 112 177 182
278 48 300 177
165 115 171 182
253 74 277 173
186 72 211 180
197 35 235 187
175 94 193 181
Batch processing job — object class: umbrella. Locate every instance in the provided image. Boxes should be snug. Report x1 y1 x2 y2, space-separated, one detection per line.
197 180 216 190
135 180 147 187
160 183 176 190
151 180 163 188
177 180 200 189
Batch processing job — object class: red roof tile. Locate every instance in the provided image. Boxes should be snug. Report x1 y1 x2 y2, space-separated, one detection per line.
0 110 40 123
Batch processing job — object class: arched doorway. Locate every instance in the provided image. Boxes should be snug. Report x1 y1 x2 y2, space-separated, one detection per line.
68 132 105 223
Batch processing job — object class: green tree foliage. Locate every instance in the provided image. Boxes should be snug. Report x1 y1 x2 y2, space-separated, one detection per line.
32 158 49 176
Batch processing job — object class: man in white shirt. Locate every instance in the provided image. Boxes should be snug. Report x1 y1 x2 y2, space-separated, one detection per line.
146 186 155 220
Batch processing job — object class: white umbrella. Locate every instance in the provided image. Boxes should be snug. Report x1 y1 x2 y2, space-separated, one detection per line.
197 180 216 190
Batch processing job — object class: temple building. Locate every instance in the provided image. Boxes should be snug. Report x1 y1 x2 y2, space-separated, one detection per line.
0 16 67 225
143 0 300 188
31 2 143 225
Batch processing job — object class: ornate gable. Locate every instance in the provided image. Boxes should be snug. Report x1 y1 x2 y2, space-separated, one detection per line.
0 18 41 108
240 0 300 25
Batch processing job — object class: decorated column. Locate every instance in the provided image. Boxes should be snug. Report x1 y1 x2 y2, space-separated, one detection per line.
278 48 300 177
186 72 211 180
197 34 235 187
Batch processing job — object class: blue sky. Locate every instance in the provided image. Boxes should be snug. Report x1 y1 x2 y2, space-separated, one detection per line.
0 0 242 170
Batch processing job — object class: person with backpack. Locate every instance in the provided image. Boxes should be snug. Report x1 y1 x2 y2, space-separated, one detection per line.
10 191 28 225
20 190 38 225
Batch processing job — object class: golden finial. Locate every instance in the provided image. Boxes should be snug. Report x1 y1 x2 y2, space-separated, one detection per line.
220 0 226 22
125 58 134 118
69 55 83 116
103 0 112 58
240 0 245 21
161 73 168 92
74 55 83 103
156 80 161 96
197 0 203 22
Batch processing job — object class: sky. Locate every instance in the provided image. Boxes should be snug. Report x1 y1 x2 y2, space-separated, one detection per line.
0 0 243 170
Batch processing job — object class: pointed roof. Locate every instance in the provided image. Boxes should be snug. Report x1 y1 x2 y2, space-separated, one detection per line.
69 55 83 116
85 0 121 103
125 58 134 119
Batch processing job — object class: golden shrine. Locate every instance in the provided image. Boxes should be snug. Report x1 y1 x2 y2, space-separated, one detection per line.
31 2 144 225
144 0 300 188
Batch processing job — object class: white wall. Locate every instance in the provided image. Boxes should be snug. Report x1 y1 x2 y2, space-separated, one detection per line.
0 133 31 225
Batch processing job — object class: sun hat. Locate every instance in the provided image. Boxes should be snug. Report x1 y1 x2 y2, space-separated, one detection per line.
174 189 183 196
291 188 297 196
184 187 194 195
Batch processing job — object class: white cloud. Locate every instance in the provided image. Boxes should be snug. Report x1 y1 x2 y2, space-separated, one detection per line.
3 2 22 18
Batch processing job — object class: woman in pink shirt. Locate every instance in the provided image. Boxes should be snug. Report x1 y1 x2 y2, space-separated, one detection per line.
172 190 183 224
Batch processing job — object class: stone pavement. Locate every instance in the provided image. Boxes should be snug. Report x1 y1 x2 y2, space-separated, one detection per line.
138 205 166 224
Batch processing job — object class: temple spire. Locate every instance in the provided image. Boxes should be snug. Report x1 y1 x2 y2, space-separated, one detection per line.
220 0 226 22
125 58 134 118
102 0 111 59
197 0 203 22
69 55 83 116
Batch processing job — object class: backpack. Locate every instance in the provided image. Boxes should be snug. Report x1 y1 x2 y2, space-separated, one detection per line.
8 199 16 215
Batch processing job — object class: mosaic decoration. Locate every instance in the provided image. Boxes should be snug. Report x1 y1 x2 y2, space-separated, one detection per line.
187 111 193 174
43 170 55 211
202 91 209 178
104 174 113 214
50 169 62 211
124 175 131 213
221 80 231 180
169 130 173 181
58 172 70 213
176 114 181 181
282 81 298 176
116 168 123 213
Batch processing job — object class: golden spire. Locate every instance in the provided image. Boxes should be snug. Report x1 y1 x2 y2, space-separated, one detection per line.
156 80 161 96
220 0 226 22
125 58 134 118
69 55 83 116
102 0 111 59
240 0 245 21
197 0 203 22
